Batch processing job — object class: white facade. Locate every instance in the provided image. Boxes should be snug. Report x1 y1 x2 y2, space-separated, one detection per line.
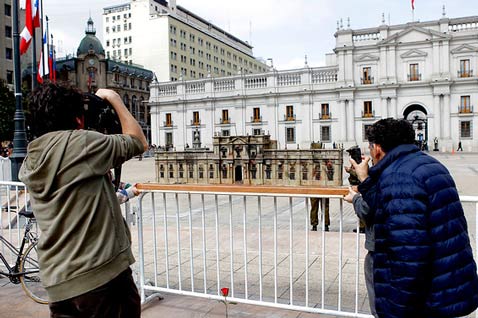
149 15 478 152
103 0 268 82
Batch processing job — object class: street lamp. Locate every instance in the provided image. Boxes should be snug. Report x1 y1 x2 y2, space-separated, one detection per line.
10 0 28 181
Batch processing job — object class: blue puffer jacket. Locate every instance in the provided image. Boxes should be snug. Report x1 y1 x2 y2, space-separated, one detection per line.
358 144 478 318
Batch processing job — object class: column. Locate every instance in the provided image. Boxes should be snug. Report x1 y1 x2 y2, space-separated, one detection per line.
338 100 346 141
379 47 387 81
390 98 398 119
347 100 355 142
389 47 396 81
432 42 440 76
433 95 441 139
442 41 450 76
381 98 388 118
443 94 450 139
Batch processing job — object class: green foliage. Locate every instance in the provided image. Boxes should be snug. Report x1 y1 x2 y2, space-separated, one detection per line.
0 81 15 142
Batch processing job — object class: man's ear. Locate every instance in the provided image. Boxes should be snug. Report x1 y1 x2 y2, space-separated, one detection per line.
374 144 386 161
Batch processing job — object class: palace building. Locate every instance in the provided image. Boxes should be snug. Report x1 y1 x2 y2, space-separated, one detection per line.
149 12 478 152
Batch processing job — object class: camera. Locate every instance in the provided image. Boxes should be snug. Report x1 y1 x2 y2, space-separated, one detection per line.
83 93 123 190
346 146 362 164
83 93 122 135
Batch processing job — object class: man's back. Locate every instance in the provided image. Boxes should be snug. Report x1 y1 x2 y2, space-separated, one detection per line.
19 129 144 302
366 144 478 317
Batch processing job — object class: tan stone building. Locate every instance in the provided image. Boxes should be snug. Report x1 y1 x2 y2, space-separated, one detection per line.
155 134 343 187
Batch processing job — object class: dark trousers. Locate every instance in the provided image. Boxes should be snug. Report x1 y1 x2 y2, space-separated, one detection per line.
49 268 140 318
310 198 330 226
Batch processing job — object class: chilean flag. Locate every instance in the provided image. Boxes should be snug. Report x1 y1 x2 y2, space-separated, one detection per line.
37 31 49 83
412 0 415 10
19 0 40 55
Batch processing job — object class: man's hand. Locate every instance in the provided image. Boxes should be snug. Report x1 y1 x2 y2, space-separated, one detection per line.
343 186 357 203
95 88 148 151
350 156 371 182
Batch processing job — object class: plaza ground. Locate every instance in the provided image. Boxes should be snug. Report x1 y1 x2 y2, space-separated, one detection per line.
1 151 477 317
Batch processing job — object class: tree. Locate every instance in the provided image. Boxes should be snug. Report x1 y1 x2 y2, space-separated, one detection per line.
0 81 15 142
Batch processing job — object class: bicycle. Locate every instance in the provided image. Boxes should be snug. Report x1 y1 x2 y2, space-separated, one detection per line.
0 209 48 304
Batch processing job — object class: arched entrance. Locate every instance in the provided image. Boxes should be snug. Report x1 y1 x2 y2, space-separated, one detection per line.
403 104 428 150
234 165 243 183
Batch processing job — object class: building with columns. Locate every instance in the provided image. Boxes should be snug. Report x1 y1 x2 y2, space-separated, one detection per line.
149 13 478 152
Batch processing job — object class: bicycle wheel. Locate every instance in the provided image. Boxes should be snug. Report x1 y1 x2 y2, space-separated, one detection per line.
19 241 48 304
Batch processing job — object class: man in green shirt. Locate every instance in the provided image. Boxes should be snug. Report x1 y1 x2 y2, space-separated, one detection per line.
19 83 147 317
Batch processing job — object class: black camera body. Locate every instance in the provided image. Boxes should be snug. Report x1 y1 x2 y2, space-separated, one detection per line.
83 93 123 190
346 145 362 164
83 93 122 135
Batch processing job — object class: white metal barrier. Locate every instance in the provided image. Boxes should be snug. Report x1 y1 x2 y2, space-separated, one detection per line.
135 184 478 318
0 157 11 182
0 181 31 268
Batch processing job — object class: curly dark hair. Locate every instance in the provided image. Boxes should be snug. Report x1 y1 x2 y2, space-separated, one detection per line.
365 118 415 152
26 83 85 138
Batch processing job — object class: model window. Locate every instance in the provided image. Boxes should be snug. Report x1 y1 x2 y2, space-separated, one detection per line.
286 105 294 121
192 112 200 125
460 96 471 113
165 113 172 127
253 107 261 122
321 103 330 119
363 101 373 117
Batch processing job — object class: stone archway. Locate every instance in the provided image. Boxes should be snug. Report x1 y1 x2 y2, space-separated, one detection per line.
403 104 428 150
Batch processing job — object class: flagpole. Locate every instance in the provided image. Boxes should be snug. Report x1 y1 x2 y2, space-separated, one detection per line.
40 0 46 82
11 0 29 181
32 26 38 89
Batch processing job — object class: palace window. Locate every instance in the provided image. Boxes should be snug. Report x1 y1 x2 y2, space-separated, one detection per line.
459 59 472 78
253 107 261 122
286 105 295 121
179 164 184 178
460 121 472 138
408 63 421 81
221 130 230 136
252 129 262 136
209 164 214 179
165 132 173 147
320 103 330 119
460 96 472 113
165 113 172 127
363 101 373 118
199 165 204 179
289 166 295 180
5 26 12 38
362 67 373 84
159 165 165 178
221 109 229 124
302 164 308 180
278 163 283 180
192 111 200 125
286 127 295 143
321 126 331 142
5 4 11 16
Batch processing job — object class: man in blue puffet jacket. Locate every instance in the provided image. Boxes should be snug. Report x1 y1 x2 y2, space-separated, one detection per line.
351 118 478 318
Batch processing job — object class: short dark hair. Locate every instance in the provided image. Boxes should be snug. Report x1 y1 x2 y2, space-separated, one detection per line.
366 118 415 152
26 83 85 138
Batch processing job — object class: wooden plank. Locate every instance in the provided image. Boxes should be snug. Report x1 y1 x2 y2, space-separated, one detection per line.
136 183 349 196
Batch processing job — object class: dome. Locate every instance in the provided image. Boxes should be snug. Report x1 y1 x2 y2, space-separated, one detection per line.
77 18 105 56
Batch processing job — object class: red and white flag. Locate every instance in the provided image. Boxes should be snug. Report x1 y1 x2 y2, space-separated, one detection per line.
37 31 49 83
19 0 41 55
19 0 33 54
412 0 415 10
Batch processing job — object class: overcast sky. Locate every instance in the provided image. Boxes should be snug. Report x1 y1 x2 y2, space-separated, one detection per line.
44 0 478 70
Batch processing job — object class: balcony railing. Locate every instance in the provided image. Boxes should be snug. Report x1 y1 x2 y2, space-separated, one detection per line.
458 70 474 78
250 116 262 123
219 117 230 124
360 77 374 85
191 119 201 126
284 114 296 121
319 112 332 120
458 105 474 114
362 110 375 118
407 73 422 81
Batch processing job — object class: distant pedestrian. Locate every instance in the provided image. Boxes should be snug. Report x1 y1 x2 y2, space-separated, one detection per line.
457 140 463 151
